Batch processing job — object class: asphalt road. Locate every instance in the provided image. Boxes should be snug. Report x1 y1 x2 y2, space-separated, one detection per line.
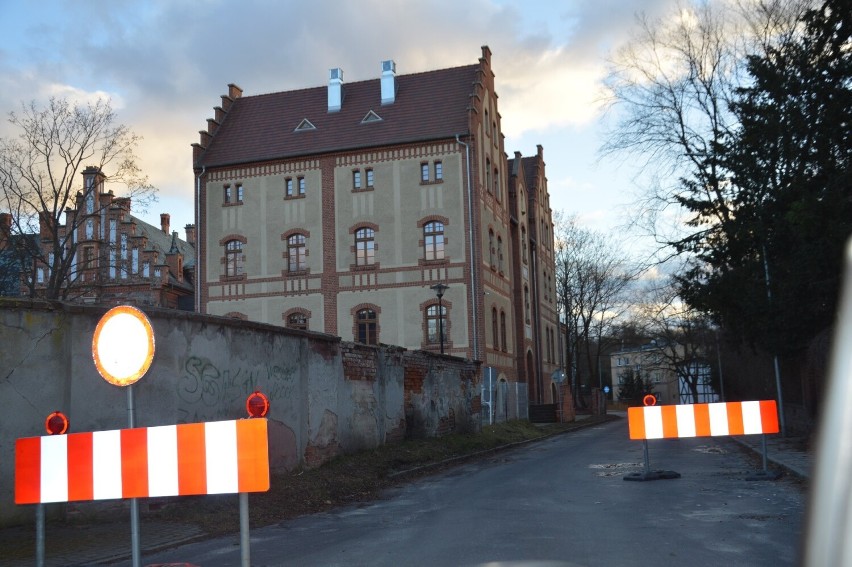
112 418 805 567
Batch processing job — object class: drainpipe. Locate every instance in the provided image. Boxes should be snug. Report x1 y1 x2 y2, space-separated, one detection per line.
531 242 544 403
195 166 206 313
455 134 478 361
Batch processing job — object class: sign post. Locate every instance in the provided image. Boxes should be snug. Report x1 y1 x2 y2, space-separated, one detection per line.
92 305 155 567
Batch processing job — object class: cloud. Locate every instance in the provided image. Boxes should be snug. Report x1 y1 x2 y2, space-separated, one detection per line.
1 0 691 252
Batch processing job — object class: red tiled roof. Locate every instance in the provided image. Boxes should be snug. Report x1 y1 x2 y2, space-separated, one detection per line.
198 64 480 168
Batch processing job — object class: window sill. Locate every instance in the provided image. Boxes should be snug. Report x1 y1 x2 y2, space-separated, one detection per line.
222 201 244 207
220 274 247 282
419 258 449 267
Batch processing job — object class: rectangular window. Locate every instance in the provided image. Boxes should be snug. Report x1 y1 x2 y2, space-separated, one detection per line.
353 170 361 190
224 185 232 203
286 178 294 197
143 261 150 277
132 248 139 274
298 177 305 195
355 228 375 266
366 168 374 188
109 220 116 243
434 161 442 180
287 234 307 272
37 267 45 284
421 163 430 182
237 184 244 202
120 234 127 260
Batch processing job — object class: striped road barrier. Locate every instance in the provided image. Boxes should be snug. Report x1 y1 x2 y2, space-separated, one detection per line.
628 400 780 440
15 418 269 504
625 401 780 482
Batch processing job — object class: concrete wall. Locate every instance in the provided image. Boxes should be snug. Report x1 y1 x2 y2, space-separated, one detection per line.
0 299 480 527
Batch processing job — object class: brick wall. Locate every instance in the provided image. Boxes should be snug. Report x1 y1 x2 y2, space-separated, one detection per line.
0 298 480 527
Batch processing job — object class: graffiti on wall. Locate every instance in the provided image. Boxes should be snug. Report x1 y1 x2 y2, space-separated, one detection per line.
177 356 296 409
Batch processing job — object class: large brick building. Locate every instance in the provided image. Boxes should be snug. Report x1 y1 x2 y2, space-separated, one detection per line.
0 166 195 308
192 46 561 408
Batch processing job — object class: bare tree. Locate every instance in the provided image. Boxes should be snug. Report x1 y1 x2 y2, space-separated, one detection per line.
0 97 156 299
601 0 814 253
553 212 637 401
630 276 717 403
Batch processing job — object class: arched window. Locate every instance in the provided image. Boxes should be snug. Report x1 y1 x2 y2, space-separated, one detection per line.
287 234 306 272
493 167 499 197
492 307 499 348
497 236 504 273
488 229 495 267
427 303 446 344
524 285 531 324
424 221 445 261
355 227 375 266
485 158 491 193
225 240 243 276
287 312 308 330
500 310 507 352
356 308 377 344
521 227 528 264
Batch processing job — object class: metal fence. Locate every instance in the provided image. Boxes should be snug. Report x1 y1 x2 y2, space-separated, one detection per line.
481 367 529 424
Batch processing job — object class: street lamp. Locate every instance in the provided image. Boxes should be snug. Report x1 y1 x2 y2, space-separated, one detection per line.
431 282 449 354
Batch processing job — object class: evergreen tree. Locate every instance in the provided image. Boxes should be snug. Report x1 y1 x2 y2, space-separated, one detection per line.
677 0 852 354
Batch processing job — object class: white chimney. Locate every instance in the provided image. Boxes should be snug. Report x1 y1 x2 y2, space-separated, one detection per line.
328 67 343 112
381 60 396 105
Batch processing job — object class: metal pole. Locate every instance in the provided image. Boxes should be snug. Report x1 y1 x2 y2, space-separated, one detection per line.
716 331 725 402
36 503 45 567
240 492 250 567
642 440 651 476
761 434 769 473
438 295 445 355
127 385 141 567
762 246 787 437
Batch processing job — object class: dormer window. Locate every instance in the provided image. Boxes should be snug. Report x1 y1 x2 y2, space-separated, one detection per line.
295 118 316 132
361 110 383 124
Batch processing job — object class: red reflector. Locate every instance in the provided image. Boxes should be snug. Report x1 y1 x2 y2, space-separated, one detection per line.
45 411 69 435
246 391 270 418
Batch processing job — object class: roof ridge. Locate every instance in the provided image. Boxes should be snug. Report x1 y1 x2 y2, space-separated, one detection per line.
242 63 480 100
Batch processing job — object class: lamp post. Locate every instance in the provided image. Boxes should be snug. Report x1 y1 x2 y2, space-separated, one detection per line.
431 282 449 354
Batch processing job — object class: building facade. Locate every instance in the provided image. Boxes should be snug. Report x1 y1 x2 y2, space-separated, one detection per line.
193 46 560 406
1 166 195 308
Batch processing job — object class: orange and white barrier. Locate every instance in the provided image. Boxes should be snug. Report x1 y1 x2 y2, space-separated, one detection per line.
628 401 779 440
15 418 269 504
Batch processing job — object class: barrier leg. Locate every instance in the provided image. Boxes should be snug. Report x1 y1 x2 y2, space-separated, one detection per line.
36 503 45 567
746 434 782 481
624 440 681 482
240 492 250 567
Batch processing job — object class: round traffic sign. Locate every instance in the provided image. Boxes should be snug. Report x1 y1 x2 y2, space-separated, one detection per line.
643 394 657 406
92 305 155 387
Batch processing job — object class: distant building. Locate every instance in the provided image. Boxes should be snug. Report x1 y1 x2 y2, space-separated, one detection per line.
2 166 195 309
611 341 717 404
192 46 561 411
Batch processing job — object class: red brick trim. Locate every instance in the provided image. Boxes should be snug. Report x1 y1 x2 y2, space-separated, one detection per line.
218 233 247 246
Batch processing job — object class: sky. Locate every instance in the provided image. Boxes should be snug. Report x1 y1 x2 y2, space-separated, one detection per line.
0 0 676 258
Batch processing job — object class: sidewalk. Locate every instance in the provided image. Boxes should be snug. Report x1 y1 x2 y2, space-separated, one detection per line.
731 432 813 480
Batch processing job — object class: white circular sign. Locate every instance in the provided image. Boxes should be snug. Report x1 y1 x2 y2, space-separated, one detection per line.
92 305 155 387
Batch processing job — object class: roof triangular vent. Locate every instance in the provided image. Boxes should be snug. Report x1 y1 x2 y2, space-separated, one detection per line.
361 110 383 124
295 118 316 132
